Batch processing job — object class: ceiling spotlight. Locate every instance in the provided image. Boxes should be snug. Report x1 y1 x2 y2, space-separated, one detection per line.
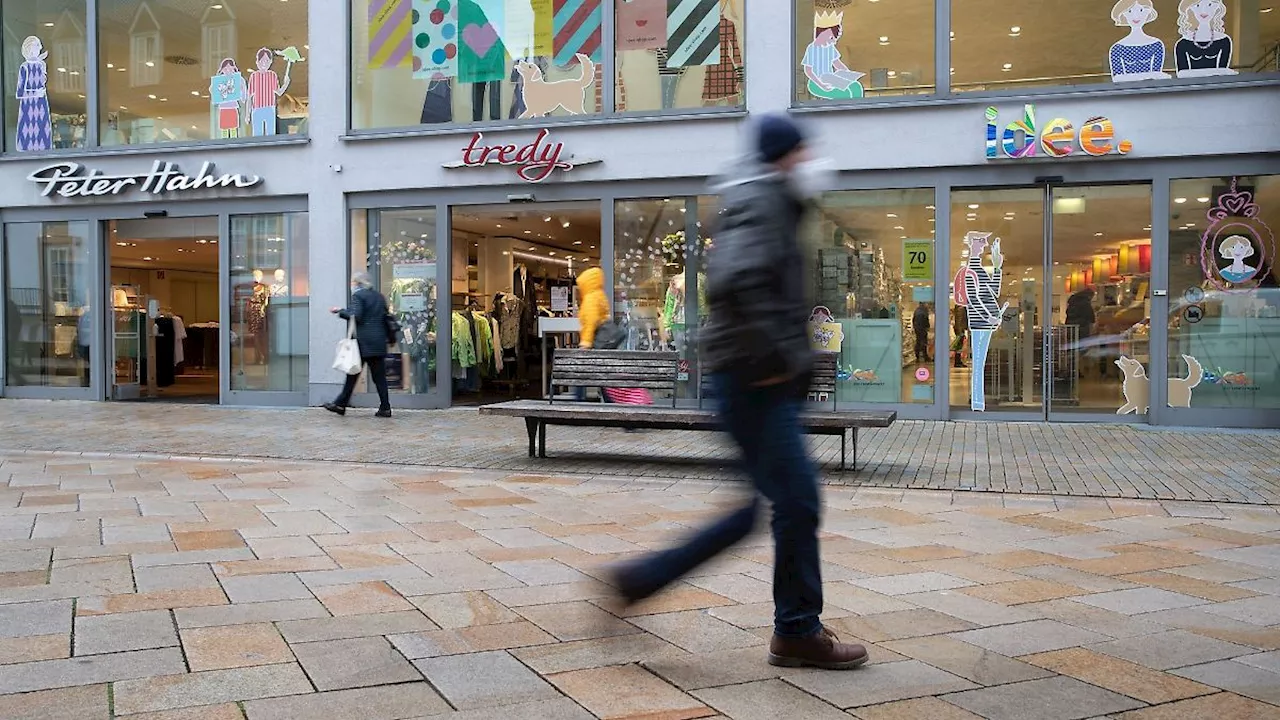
1174 197 1187 203
886 213 898 218
1196 196 1210 203
1002 63 1013 71
968 204 980 209
1094 232 1103 236
893 226 905 230
879 36 890 45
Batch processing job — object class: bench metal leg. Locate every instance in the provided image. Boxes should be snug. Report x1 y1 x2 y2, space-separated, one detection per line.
841 431 847 471
538 421 547 459
851 427 860 472
524 418 538 458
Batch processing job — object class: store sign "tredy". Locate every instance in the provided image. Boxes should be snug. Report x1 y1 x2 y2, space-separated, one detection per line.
28 161 262 199
986 104 1133 160
446 129 598 183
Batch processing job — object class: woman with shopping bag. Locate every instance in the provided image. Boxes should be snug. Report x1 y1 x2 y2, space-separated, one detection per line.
324 272 397 417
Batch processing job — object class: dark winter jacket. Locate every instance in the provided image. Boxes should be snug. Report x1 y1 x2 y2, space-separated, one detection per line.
1065 290 1096 340
338 287 392 358
913 304 931 337
701 159 813 386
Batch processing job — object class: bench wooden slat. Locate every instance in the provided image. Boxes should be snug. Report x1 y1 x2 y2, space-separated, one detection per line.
551 379 677 389
556 350 679 361
481 400 896 428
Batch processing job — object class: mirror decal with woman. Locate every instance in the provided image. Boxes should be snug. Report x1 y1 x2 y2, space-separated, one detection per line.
1201 180 1274 291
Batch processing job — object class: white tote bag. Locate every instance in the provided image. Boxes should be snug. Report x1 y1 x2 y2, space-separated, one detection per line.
332 317 363 375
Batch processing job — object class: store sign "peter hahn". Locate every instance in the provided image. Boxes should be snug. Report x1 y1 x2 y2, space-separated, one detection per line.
28 161 262 199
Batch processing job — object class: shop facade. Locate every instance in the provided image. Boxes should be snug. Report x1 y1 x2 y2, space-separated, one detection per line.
1 0 1277 427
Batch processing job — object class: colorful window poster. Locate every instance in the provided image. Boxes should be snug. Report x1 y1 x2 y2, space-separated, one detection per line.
553 0 603 65
504 0 553 58
802 7 863 99
838 319 902 403
903 239 933 282
458 0 508 83
665 0 719 67
369 0 413 69
413 0 459 79
617 0 667 51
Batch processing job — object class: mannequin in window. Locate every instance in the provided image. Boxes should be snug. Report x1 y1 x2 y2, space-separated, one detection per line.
269 268 289 296
247 271 269 362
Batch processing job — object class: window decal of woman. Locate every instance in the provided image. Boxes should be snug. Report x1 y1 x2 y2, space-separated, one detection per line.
1218 235 1259 284
209 58 247 139
1174 0 1237 77
802 10 863 100
1108 0 1169 82
15 36 53 153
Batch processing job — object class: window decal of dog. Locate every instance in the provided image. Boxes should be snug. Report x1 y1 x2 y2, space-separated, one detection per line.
1115 354 1204 414
515 53 596 118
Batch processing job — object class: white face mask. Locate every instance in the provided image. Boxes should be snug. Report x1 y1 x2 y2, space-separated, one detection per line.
789 158 836 200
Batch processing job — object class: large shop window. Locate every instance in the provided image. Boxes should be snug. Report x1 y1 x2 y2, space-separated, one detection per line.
98 0 309 146
793 0 935 102
229 213 309 392
613 197 718 399
4 222 93 388
4 1 89 152
350 208 439 396
807 190 937 404
951 0 1279 92
350 0 744 131
1167 175 1280 410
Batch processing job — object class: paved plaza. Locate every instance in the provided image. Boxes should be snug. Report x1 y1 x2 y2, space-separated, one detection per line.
0 449 1278 719
1 400 1279 504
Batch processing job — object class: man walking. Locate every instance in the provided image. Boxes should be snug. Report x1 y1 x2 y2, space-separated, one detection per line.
612 114 868 670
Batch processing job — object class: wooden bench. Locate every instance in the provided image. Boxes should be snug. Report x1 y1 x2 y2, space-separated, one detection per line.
479 349 896 470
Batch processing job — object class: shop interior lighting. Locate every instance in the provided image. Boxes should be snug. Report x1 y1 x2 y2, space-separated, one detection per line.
1174 197 1187 203
1009 26 1021 36
1196 197 1210 203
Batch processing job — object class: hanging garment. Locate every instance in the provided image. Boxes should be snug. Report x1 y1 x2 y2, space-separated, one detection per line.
172 315 188 367
489 316 504 373
499 294 524 349
472 311 494 371
451 312 477 368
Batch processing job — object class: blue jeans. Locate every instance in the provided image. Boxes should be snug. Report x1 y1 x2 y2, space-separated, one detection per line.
970 329 994 411
619 372 823 637
250 106 276 136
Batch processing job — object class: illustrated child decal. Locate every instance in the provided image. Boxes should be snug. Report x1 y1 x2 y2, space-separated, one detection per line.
1108 0 1169 82
953 231 1006 412
15 36 53 153
209 58 247 139
1174 0 1237 77
246 46 302 137
802 10 864 100
1218 235 1259 284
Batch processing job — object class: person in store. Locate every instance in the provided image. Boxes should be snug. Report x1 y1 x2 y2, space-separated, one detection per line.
913 302 932 363
324 272 394 418
952 303 968 368
1066 287 1097 376
573 267 610 401
610 114 869 671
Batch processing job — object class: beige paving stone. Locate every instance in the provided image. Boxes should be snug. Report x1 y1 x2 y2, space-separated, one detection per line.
74 609 178 655
827 609 977 643
1178 524 1280 547
630 610 766 654
174 599 329 629
389 620 557 658
516 601 640 641
1092 630 1256 670
975 550 1075 569
514 632 686 675
944 676 1145 720
276 610 436 643
0 599 71 637
0 570 50 589
486 580 615 607
181 623 294 671
112 663 313 715
1141 608 1280 650
1022 598 1167 639
824 553 919 576
1113 692 1280 719
325 545 412 569
243 683 451 720
409 591 521 628
133 565 221 593
414 650 561 710
75 588 230 616
850 697 984 720
0 684 110 720
172 531 246 552
1007 514 1102 535
949 619 1110 657
823 583 917 615
1172 660 1280 705
901 589 1041 626
908 558 1027 585
960 579 1091 605
312 581 413 616
425 697 595 720
244 536 324 559
1025 647 1218 704
0 634 69 665
291 637 422 690
601 585 736 618
786 659 976 709
1068 550 1206 576
548 664 713 720
213 557 338 578
117 702 245 720
871 545 974 562
881 635 1051 686
694 678 850 720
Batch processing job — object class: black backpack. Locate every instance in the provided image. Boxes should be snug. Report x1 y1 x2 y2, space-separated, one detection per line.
592 320 626 350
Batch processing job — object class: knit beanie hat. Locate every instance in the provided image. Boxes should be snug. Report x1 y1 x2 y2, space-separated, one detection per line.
755 114 805 164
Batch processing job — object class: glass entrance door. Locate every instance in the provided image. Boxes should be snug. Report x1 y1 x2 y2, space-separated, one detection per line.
949 183 1153 419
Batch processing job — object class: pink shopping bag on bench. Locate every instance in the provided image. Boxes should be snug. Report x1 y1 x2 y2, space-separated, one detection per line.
603 387 654 405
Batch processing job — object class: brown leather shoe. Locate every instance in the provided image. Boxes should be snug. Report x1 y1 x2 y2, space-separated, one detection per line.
768 626 869 670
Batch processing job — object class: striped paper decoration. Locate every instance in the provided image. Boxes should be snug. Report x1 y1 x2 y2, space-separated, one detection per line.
368 0 412 69
666 0 719 67
552 0 602 66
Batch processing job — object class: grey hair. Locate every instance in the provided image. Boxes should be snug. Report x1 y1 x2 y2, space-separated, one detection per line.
351 272 374 288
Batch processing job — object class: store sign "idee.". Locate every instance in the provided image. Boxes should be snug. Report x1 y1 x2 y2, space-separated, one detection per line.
446 129 598 183
986 104 1133 160
28 160 262 199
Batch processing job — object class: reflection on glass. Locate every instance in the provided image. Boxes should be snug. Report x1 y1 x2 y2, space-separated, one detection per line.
793 0 935 101
614 0 744 112
351 0 604 130
353 209 439 396
613 197 715 399
4 1 89 151
229 213 309 391
951 0 1278 92
4 221 92 388
949 189 1042 412
1051 185 1152 415
98 0 310 146
808 189 936 404
1168 176 1280 409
